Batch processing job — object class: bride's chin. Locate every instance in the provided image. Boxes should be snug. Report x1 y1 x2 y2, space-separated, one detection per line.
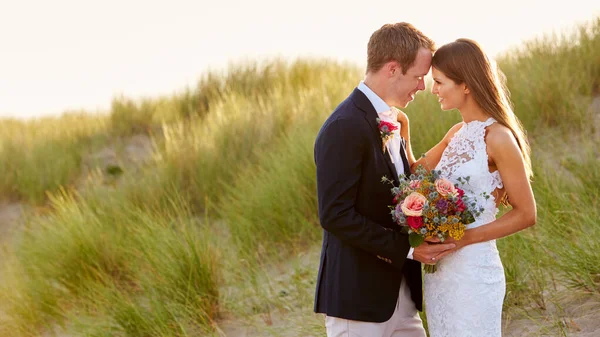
439 102 453 111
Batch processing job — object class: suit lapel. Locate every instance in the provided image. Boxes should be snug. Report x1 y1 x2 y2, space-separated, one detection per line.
350 89 399 183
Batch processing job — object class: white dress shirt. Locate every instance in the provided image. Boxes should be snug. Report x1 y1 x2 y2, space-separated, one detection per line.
357 81 414 260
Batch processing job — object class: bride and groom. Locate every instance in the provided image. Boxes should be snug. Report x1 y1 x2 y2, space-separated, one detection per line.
313 22 537 336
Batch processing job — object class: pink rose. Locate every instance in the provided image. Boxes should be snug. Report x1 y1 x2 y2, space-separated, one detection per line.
401 192 427 217
435 178 457 197
407 216 424 230
409 180 421 189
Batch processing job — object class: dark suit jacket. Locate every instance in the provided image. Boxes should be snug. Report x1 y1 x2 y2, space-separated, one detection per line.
313 88 423 323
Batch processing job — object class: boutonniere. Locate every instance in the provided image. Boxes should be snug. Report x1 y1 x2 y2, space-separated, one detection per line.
376 117 398 153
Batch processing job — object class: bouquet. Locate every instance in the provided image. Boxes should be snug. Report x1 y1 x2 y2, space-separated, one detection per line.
382 165 485 273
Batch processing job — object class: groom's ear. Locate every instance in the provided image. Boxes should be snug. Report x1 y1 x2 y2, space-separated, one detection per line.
386 61 402 77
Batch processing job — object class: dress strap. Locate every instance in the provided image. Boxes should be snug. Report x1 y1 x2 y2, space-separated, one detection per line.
482 117 496 127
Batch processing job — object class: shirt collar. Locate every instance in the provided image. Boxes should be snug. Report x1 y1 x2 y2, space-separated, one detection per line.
357 81 398 122
357 81 390 114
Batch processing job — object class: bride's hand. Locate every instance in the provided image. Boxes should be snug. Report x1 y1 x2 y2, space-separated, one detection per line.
413 241 456 265
439 236 468 253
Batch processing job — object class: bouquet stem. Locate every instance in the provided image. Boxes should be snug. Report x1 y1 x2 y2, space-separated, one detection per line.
424 264 437 274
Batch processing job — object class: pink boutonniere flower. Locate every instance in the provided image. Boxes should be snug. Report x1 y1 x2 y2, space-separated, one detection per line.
376 118 398 152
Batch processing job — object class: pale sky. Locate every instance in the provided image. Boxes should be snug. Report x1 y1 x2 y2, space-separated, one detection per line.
1 0 598 118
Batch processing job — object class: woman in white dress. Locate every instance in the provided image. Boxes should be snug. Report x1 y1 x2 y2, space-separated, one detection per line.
397 38 537 336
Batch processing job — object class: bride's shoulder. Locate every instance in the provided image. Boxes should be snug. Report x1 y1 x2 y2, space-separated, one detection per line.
442 122 465 144
485 123 519 156
486 123 513 142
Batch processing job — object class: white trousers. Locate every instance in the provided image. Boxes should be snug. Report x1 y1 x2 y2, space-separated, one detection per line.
325 278 426 337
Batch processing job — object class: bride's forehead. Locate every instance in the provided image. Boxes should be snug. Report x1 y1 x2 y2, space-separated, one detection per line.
431 68 448 78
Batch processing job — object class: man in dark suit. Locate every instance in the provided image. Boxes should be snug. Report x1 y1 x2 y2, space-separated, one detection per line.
314 23 456 336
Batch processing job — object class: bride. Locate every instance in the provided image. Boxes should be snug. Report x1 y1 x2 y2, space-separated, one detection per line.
397 38 537 336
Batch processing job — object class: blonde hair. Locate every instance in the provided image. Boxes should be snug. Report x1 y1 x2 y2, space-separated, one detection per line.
367 22 435 74
432 38 533 182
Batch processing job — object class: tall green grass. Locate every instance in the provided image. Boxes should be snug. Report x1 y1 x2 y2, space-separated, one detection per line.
0 114 110 204
218 121 322 261
0 182 219 336
156 59 361 211
498 17 600 130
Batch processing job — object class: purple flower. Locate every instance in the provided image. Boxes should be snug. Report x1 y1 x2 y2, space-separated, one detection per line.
395 202 404 218
435 199 449 214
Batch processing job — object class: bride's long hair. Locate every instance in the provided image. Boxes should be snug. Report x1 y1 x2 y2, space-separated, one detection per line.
432 38 533 182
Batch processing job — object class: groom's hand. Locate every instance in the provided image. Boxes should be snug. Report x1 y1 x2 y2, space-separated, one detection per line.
413 242 456 265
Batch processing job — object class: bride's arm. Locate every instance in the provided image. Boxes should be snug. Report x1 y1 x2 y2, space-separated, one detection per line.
397 112 463 172
397 112 417 166
449 125 536 249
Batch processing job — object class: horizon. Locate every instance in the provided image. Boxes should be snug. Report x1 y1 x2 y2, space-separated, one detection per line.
1 0 598 119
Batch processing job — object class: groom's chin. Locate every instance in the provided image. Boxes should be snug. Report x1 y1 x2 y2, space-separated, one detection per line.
401 96 416 108
397 101 410 109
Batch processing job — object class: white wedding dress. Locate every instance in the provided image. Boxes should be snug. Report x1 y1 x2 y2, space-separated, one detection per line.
424 118 505 337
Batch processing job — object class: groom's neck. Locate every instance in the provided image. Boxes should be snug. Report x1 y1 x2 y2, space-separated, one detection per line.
363 74 388 104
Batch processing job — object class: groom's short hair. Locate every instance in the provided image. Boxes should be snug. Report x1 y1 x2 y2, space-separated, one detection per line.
367 22 435 74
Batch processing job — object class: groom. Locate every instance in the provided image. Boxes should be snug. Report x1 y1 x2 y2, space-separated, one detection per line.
314 23 456 336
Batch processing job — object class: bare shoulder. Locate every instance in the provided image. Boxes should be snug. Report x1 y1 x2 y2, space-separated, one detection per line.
485 123 520 157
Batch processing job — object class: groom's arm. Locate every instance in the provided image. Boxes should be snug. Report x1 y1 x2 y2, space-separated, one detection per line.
315 117 411 270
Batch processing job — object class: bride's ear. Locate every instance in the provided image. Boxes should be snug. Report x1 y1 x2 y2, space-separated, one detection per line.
463 85 470 94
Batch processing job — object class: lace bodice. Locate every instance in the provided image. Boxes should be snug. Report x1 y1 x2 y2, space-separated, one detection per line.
436 118 503 226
